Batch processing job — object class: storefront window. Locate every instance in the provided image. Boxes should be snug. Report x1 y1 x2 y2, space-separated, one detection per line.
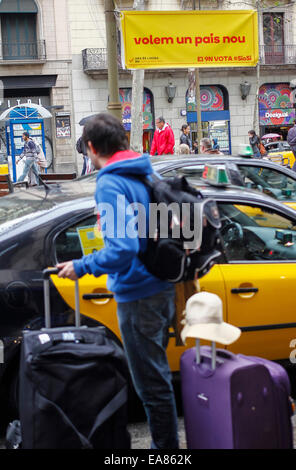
186 85 231 154
119 87 154 153
259 83 295 140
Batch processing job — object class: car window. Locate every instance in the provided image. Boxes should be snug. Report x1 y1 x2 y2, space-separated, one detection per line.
283 142 291 150
161 165 204 179
218 203 296 262
238 165 296 201
55 215 104 262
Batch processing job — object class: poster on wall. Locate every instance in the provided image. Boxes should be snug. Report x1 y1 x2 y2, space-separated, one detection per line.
120 10 259 69
56 113 71 138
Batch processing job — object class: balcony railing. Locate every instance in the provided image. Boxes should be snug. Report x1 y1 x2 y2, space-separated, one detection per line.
82 48 122 73
82 45 296 72
259 44 296 65
1 40 46 61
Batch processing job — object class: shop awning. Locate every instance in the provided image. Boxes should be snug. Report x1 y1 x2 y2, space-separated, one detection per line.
0 75 57 90
0 103 52 121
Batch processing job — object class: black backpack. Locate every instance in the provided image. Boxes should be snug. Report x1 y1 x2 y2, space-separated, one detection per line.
138 174 222 283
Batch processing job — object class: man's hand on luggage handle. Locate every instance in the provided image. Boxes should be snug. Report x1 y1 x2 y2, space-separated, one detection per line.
56 261 78 281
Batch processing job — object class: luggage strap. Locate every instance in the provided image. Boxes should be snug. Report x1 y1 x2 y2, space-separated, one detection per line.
88 385 128 442
39 385 128 449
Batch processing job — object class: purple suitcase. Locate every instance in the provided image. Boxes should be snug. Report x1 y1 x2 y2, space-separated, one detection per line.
181 344 294 449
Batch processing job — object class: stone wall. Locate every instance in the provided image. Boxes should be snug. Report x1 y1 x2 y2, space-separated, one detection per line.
0 0 75 173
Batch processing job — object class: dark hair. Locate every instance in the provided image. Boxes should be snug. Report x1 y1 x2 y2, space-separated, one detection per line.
248 130 256 136
82 113 128 156
23 132 30 138
181 124 189 132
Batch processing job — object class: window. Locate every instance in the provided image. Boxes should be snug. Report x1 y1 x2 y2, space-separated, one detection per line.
55 215 103 263
238 165 296 202
218 203 296 262
0 0 38 60
162 165 204 179
263 12 284 64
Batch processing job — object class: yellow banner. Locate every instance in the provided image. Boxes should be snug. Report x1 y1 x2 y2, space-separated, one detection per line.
120 10 258 69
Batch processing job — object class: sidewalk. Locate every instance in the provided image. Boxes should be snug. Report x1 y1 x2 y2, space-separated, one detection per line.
128 414 296 449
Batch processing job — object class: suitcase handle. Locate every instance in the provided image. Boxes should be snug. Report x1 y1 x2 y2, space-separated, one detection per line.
43 268 59 279
42 268 80 329
196 339 217 370
196 341 238 370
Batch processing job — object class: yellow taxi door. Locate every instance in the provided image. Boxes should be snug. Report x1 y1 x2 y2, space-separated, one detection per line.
219 263 296 360
218 202 296 361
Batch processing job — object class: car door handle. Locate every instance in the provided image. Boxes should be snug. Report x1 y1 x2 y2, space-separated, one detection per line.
83 293 114 300
231 287 258 294
231 287 259 299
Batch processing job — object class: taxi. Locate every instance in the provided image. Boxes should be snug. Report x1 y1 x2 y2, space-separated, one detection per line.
152 153 296 211
0 153 8 175
1 166 296 424
264 140 295 169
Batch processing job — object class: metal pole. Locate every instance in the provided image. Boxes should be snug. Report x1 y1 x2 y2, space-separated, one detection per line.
195 68 203 152
253 0 260 135
130 0 145 153
105 0 122 121
194 1 202 152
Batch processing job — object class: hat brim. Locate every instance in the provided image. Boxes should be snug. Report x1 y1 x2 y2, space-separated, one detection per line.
181 321 241 345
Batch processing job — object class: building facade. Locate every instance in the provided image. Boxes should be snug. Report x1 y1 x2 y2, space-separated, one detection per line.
0 0 75 173
68 0 296 173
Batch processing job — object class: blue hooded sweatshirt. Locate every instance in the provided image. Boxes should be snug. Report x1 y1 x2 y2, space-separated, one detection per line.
73 151 170 303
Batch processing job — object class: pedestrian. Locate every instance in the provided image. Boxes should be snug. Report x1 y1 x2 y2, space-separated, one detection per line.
76 135 95 175
180 124 192 151
150 117 175 156
212 138 220 151
16 132 40 185
28 139 47 185
248 130 261 158
200 137 223 155
56 113 179 450
178 143 190 155
193 140 199 154
287 119 296 171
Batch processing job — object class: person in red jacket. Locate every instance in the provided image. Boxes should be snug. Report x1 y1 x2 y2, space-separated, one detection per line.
150 117 175 156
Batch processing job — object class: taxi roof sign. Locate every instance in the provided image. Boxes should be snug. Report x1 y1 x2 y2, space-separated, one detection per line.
202 163 231 186
238 143 254 157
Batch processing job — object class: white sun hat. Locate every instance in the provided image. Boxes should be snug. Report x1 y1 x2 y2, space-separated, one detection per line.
181 292 241 345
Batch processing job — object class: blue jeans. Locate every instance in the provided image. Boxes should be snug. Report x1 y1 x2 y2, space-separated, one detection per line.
253 149 261 158
18 158 39 184
117 286 179 449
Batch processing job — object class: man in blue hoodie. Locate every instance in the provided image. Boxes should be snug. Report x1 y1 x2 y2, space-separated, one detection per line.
57 113 179 449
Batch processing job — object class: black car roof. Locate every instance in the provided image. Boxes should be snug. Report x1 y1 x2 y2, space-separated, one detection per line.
6 154 295 205
2 155 296 239
151 154 296 177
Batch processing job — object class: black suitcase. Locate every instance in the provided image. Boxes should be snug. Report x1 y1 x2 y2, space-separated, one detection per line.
19 268 131 449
